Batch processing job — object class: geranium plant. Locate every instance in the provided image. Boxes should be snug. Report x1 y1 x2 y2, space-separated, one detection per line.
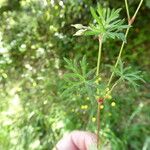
62 0 144 149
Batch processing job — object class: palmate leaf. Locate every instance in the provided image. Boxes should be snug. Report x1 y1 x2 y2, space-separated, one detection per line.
110 60 145 90
106 32 126 42
106 8 122 24
72 3 130 42
90 6 105 30
62 56 96 97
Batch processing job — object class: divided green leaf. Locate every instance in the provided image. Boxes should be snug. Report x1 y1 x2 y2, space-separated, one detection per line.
110 60 145 90
72 3 130 42
62 56 96 97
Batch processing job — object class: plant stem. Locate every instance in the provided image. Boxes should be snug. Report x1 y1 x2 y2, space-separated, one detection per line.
125 0 130 21
109 78 121 93
97 103 100 148
107 0 143 87
132 0 144 21
107 28 129 86
96 35 103 149
96 36 103 76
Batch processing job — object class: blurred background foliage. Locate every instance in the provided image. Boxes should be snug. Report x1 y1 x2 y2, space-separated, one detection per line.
0 0 150 149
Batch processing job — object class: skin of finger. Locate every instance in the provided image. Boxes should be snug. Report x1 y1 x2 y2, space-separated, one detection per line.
56 133 77 150
71 131 97 150
56 131 97 150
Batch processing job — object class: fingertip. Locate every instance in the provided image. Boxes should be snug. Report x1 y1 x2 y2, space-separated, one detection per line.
71 130 97 150
56 131 97 150
56 133 77 150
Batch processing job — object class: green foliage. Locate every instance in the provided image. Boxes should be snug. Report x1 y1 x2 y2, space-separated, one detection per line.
62 56 96 99
0 0 149 150
72 3 129 42
110 60 145 90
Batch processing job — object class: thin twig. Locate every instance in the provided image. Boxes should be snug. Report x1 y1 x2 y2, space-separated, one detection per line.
109 78 121 93
130 0 144 25
97 103 100 149
96 35 103 149
107 28 129 86
125 0 130 21
133 0 144 19
96 36 103 76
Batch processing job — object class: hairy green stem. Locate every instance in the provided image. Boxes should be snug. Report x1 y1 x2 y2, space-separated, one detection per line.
96 35 103 149
107 0 143 87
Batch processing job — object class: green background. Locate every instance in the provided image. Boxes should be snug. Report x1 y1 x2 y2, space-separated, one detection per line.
0 0 150 149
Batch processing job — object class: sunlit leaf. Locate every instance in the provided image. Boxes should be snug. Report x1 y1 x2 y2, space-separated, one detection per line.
72 3 130 42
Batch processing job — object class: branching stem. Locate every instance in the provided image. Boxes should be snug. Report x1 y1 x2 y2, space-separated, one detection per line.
95 0 143 148
107 28 129 86
107 0 143 87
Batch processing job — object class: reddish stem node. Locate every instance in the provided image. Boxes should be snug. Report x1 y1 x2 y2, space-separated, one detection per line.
97 98 104 104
